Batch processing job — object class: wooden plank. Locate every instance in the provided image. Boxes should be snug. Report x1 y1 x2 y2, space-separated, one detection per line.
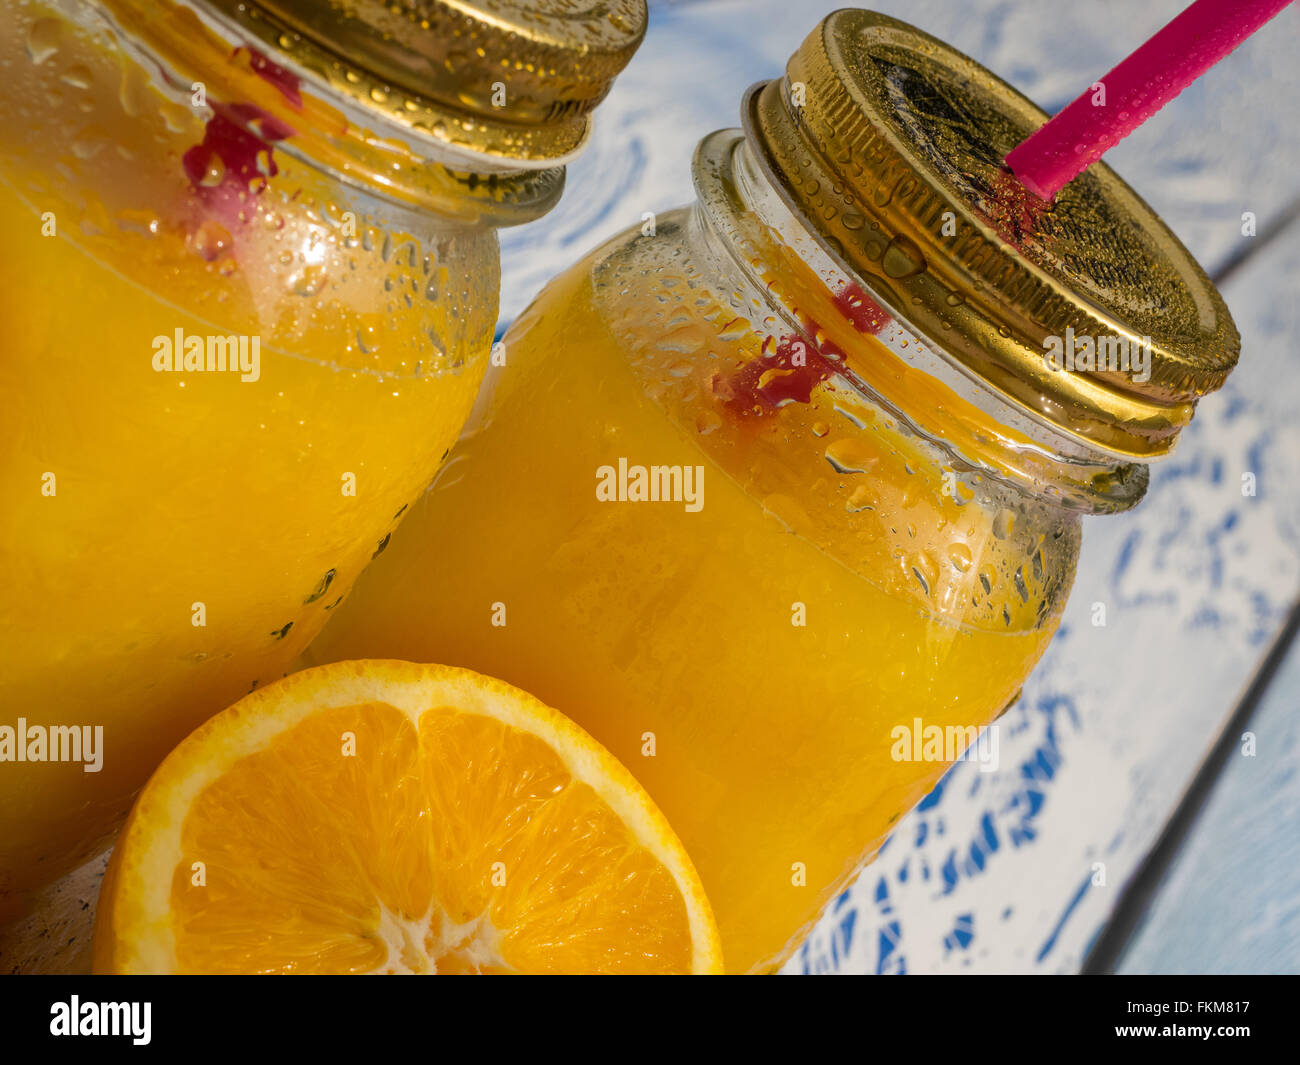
1114 608 1300 974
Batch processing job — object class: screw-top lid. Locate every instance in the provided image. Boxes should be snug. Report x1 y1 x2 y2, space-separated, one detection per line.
743 9 1239 458
202 0 648 166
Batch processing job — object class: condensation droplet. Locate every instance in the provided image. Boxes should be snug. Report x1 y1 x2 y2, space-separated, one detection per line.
825 437 879 475
356 328 378 356
191 219 232 261
26 18 61 64
695 410 722 436
60 64 92 89
198 153 225 187
1013 566 1030 603
70 135 103 160
881 235 927 280
846 484 874 512
290 263 327 297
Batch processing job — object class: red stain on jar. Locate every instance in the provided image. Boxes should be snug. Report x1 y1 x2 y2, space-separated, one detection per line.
241 47 303 111
718 335 838 415
717 281 889 416
181 48 301 238
183 104 292 198
832 281 891 335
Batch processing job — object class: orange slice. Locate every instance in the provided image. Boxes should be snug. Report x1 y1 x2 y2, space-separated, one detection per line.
92 661 722 974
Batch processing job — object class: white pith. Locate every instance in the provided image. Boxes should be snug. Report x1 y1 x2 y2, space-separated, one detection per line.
370 904 508 975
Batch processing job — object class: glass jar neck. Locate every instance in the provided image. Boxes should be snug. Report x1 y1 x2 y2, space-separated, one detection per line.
689 128 1148 515
84 0 563 226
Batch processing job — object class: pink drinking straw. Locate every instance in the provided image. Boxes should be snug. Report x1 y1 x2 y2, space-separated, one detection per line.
1004 0 1295 200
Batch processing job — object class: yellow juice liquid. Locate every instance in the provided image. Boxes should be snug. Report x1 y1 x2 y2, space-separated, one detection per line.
0 4 497 897
309 219 1075 971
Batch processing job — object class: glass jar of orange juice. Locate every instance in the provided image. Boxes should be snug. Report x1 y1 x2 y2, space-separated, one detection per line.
306 10 1240 972
0 0 645 904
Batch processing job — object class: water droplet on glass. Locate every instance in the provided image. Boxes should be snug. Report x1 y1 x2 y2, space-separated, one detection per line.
191 219 232 261
198 153 225 187
846 484 874 512
356 328 378 355
116 208 160 237
881 235 927 279
60 64 92 89
825 437 879 474
1013 566 1030 603
70 135 103 160
290 263 327 297
26 18 60 64
695 410 722 435
947 543 973 572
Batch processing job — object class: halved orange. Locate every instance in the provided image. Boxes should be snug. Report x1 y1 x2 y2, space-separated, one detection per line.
92 661 722 974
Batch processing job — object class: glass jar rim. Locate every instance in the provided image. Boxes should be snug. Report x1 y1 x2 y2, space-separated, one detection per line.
690 127 1149 515
91 0 568 225
738 10 1239 461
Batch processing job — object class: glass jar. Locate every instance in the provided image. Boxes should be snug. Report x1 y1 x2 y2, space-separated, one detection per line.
309 10 1240 972
0 0 645 904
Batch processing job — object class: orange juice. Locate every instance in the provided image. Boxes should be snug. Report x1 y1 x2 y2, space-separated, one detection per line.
0 0 645 901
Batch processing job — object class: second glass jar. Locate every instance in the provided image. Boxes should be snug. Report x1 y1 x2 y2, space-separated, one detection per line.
306 9 1238 972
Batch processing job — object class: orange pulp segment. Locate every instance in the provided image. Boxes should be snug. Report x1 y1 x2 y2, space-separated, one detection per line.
93 661 722 974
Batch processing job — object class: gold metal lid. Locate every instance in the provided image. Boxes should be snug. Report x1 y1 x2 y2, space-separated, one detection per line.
742 9 1240 459
200 0 648 166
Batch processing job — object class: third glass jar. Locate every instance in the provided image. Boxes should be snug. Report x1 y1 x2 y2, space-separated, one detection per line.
306 10 1241 972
